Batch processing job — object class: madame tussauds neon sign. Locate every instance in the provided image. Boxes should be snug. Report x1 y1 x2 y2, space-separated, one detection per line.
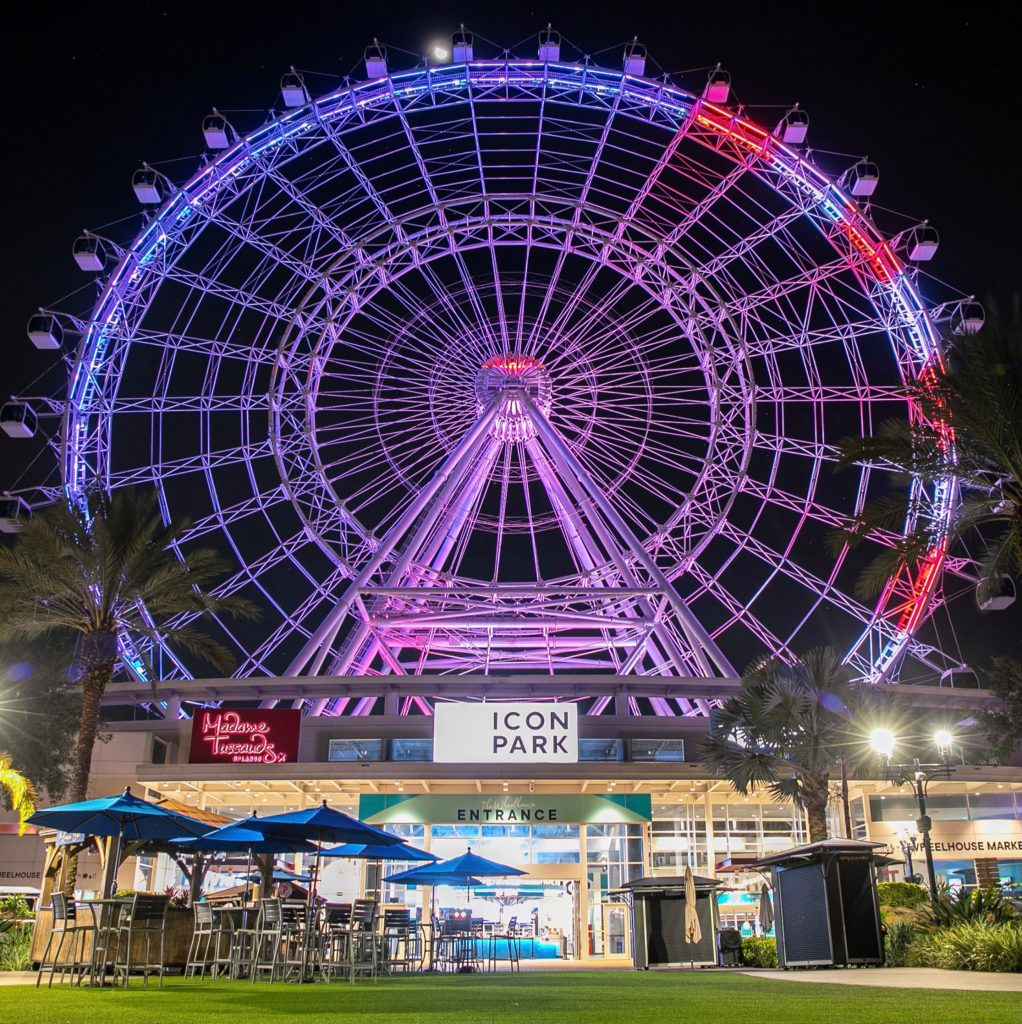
189 709 301 765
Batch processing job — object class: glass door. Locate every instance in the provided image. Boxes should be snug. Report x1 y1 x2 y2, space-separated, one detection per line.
601 903 631 958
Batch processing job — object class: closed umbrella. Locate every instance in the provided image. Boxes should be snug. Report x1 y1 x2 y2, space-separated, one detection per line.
758 882 774 935
29 786 210 897
683 866 701 968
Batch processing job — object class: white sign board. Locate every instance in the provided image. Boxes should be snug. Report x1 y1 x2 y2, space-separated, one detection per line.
434 703 578 763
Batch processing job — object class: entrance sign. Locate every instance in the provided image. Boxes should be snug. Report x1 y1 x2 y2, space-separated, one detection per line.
188 708 300 765
434 702 577 763
360 793 651 825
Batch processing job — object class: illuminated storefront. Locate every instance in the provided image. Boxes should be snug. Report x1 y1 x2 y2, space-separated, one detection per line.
31 677 1019 960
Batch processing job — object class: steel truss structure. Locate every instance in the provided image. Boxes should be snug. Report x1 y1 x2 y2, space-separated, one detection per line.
17 52 970 711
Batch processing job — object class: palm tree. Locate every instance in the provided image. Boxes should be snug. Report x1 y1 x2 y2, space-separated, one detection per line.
701 647 882 843
831 324 1022 602
0 488 257 802
0 751 37 835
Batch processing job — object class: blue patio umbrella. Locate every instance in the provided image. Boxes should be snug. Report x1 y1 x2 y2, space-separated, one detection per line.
406 849 528 881
172 815 317 854
385 865 486 886
245 801 403 906
28 786 211 897
243 801 401 846
321 840 438 862
387 850 525 918
173 815 317 901
243 868 313 884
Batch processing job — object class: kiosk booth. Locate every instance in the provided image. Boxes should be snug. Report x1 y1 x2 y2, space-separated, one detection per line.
754 839 888 968
621 874 721 969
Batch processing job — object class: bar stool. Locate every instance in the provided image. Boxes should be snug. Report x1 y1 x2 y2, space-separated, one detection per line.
209 905 238 978
488 915 521 972
346 898 378 982
248 898 285 983
380 908 416 973
36 894 95 987
185 901 233 978
321 904 352 982
113 894 169 987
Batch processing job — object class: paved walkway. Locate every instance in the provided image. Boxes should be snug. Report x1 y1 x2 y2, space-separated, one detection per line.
740 967 1022 992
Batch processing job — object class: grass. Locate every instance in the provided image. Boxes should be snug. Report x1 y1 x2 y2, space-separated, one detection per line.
1 971 1019 1024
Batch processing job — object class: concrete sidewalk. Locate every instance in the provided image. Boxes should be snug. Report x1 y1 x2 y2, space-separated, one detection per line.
740 967 1022 992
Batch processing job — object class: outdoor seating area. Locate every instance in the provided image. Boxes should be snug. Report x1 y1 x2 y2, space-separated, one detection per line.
28 787 535 987
34 893 547 986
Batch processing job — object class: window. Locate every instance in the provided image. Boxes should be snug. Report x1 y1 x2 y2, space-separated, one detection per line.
869 793 968 822
390 738 433 761
150 736 171 765
578 738 624 761
327 738 383 762
631 738 685 762
968 792 1019 821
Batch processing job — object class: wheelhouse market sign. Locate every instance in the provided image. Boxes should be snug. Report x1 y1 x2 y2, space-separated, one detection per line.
433 702 578 763
360 793 651 825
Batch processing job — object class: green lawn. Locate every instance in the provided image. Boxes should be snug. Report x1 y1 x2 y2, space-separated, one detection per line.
1 972 1018 1024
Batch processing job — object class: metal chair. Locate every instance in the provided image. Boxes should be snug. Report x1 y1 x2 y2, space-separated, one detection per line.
346 898 378 982
248 898 285 983
488 914 521 972
113 894 169 987
36 894 94 987
276 902 311 981
320 903 352 982
228 903 264 979
380 908 417 973
209 905 238 978
185 901 233 979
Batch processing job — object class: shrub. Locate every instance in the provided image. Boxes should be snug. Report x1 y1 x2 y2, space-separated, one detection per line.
741 936 778 968
878 881 930 910
884 922 918 967
933 885 1018 927
908 921 1022 973
0 925 32 972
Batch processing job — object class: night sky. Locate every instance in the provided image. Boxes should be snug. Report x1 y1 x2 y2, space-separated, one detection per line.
2 3 1020 675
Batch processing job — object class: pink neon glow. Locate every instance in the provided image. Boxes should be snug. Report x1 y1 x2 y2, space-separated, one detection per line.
695 106 951 651
482 354 546 374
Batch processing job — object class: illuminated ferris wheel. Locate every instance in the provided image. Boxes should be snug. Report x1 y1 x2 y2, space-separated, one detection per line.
6 29 974 707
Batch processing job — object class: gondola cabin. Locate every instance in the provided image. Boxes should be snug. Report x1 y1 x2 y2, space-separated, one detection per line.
280 68 309 108
703 67 731 104
1 402 37 439
73 235 104 272
202 111 235 150
623 40 647 77
132 166 162 205
27 313 62 351
0 496 30 533
365 41 388 79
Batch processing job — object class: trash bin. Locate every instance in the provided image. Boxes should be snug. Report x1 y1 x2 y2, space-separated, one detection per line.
718 927 742 966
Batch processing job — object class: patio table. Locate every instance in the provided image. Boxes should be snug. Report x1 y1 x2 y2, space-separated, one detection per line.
78 898 131 986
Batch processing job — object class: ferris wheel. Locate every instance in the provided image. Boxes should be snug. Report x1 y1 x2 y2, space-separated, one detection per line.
6 29 973 705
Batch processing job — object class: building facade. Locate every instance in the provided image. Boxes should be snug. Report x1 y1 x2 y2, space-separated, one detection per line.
16 675 1006 960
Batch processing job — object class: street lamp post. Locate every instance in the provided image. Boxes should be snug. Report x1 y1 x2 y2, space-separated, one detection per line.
896 829 921 884
870 729 955 906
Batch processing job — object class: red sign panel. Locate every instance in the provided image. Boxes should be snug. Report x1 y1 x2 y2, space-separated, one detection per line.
189 709 301 765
